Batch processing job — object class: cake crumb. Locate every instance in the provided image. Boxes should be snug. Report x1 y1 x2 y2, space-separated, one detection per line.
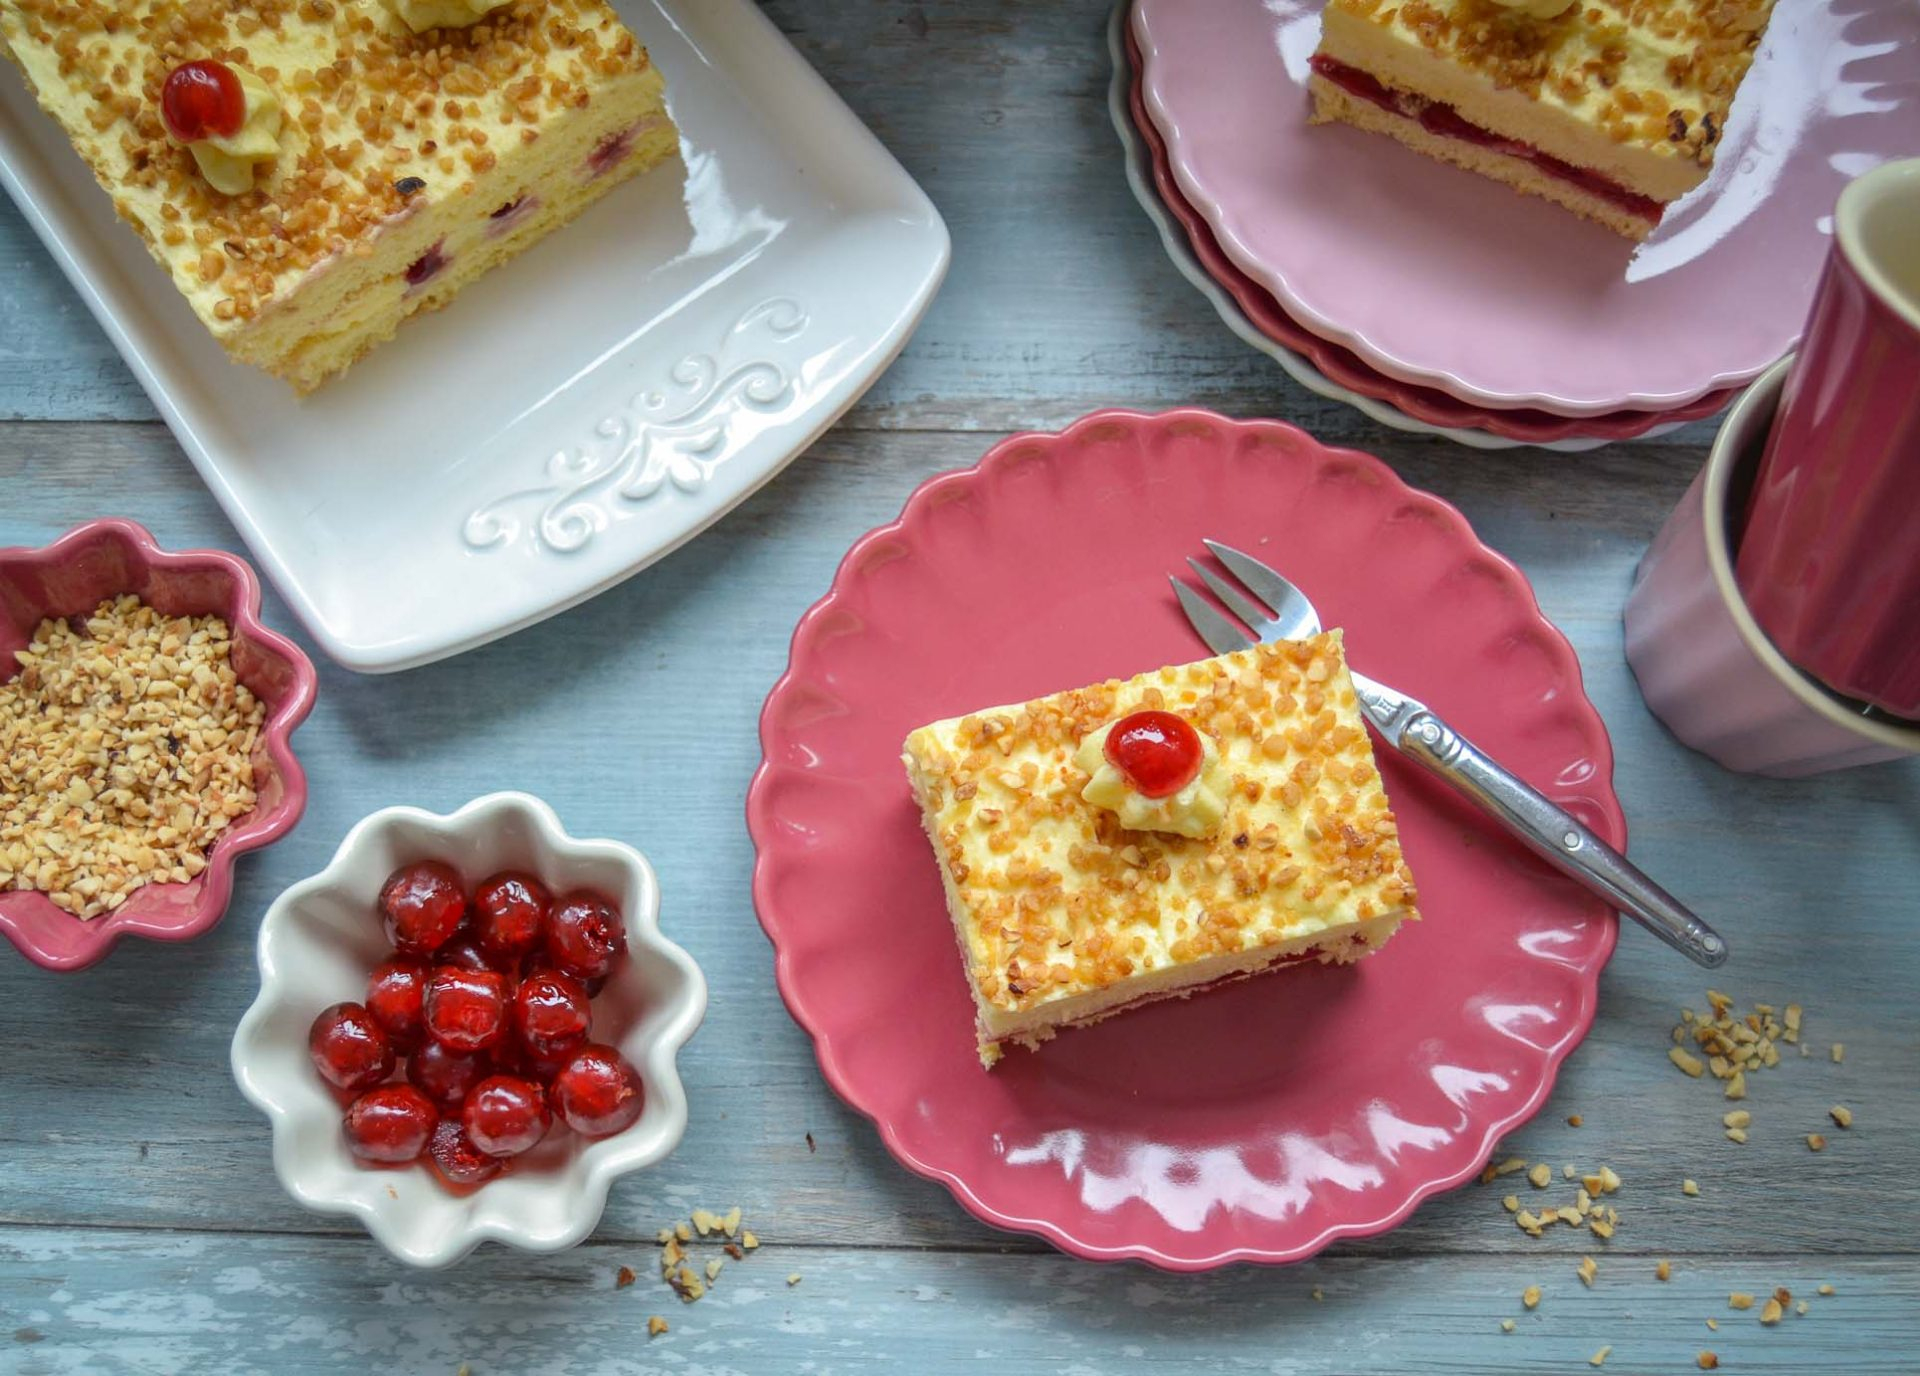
1578 1257 1597 1288
1567 1114 1582 1127
1806 1133 1826 1152
1729 1292 1755 1310
722 1206 743 1237
1528 1163 1552 1188
1523 1285 1542 1309
1502 1195 1520 1213
741 1230 760 1250
787 1273 802 1286
1698 1353 1718 1370
705 1259 724 1282
1830 1105 1852 1128
1760 1297 1784 1325
1656 1260 1671 1282
647 1316 668 1338
1683 1179 1700 1197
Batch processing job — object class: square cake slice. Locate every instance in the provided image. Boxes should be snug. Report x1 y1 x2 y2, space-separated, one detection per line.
1309 0 1776 240
0 0 677 391
902 632 1419 1067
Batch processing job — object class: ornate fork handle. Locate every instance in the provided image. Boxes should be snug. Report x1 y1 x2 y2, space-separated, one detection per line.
1397 711 1728 968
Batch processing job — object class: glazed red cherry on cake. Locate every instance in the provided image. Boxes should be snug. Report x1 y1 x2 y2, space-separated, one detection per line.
463 1074 552 1157
423 966 510 1052
472 871 551 963
407 1037 492 1112
344 1084 438 1163
1104 709 1205 799
426 1119 502 1188
544 890 627 982
379 860 468 957
512 970 592 1059
308 1002 395 1092
159 59 245 144
550 1043 645 1138
364 960 429 1050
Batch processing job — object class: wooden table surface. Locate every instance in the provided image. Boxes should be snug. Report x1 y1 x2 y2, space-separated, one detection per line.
3 4 1916 1372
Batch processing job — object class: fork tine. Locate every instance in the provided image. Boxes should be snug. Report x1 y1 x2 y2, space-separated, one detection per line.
1202 540 1299 622
1186 557 1279 636
1169 576 1255 655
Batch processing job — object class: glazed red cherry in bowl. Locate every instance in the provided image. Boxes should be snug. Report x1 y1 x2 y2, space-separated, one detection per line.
231 794 705 1267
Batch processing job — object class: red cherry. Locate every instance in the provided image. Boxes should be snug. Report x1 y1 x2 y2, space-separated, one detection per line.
544 891 627 982
436 937 512 975
160 59 245 143
343 1084 437 1163
364 960 428 1050
1103 710 1204 799
426 1118 502 1188
511 971 591 1059
473 871 550 963
407 1038 491 1111
423 967 509 1052
379 860 468 957
551 1044 644 1138
308 1002 394 1092
462 1074 551 1157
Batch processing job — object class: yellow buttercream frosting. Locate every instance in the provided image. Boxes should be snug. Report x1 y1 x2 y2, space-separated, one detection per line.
1073 721 1229 841
382 0 513 33
183 66 282 196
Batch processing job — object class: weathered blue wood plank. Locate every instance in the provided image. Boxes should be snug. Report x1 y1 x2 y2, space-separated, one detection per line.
5 1229 1914 1375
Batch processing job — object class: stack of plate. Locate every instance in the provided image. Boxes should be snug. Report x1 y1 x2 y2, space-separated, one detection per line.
1112 0 1920 452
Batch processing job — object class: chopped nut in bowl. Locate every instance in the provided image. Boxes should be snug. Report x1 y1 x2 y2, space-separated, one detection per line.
0 519 315 971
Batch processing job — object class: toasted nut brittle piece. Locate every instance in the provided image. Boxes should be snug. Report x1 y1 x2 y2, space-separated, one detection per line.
705 1258 724 1282
741 1230 760 1250
1591 1346 1611 1367
1528 1163 1552 1188
647 1316 668 1338
1656 1260 1672 1281
1683 1179 1700 1196
722 1206 742 1236
1729 1293 1755 1310
1723 1110 1751 1129
1724 1069 1747 1100
1523 1285 1542 1309
1578 1257 1597 1288
1830 1105 1852 1128
787 1273 802 1286
1495 1156 1529 1176
1503 1195 1520 1212
1760 1298 1784 1325
1589 1218 1614 1239
1807 1133 1826 1152
1698 1353 1719 1370
1725 1127 1748 1144
1669 1048 1706 1077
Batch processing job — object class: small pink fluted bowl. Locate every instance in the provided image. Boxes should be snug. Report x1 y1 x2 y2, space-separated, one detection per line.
0 520 317 970
1624 363 1920 777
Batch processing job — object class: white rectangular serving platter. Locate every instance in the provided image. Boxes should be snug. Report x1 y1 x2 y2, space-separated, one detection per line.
0 0 949 672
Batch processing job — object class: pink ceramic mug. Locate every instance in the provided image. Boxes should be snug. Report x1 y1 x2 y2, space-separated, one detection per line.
1734 158 1920 718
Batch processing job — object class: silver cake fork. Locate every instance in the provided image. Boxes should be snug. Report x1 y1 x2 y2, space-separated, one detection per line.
1171 539 1727 968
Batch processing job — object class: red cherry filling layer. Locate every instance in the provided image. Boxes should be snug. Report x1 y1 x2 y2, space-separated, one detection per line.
1103 710 1204 799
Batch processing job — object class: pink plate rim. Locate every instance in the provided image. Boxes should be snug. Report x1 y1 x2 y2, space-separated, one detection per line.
746 407 1621 1269
0 518 317 971
1131 0 1917 415
1123 28 1737 443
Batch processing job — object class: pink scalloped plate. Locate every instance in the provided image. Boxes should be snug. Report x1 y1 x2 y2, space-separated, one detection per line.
748 410 1620 1270
1123 30 1737 443
0 520 316 972
1133 0 1920 415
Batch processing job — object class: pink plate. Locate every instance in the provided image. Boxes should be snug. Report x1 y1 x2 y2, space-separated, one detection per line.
1133 0 1920 415
0 520 316 971
748 410 1620 1269
1124 31 1737 443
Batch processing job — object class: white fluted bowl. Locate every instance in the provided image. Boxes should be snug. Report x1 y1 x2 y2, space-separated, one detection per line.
231 793 705 1267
